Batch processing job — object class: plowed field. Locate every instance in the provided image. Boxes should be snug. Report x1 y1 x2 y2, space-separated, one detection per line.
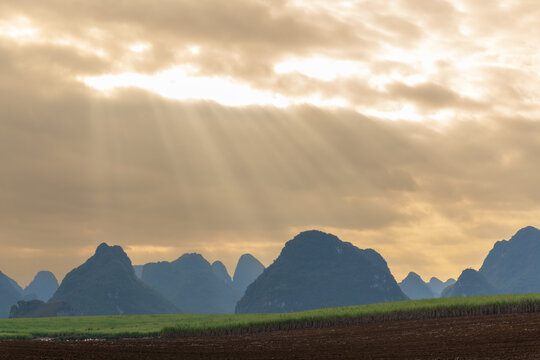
1 313 539 359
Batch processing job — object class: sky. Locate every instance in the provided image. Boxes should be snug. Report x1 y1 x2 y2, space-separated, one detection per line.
1 0 540 286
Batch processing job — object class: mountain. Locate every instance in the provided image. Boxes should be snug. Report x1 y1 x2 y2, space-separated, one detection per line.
398 272 435 300
0 271 22 318
236 230 408 313
441 269 497 298
479 226 540 294
23 271 58 302
10 299 79 318
133 265 144 279
50 243 178 315
211 261 232 285
7 278 23 296
142 253 239 314
427 277 456 297
232 254 265 295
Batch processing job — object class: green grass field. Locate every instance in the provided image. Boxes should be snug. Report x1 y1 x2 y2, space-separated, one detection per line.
1 293 540 339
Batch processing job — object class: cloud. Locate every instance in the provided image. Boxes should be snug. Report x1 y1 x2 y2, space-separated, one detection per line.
387 82 486 110
1 0 540 284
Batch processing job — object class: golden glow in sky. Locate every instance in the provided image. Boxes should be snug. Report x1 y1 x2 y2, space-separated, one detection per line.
0 17 38 40
273 57 367 81
82 66 349 108
1 0 540 285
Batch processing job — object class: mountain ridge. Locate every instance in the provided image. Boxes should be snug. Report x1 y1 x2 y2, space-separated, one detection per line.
232 254 265 296
236 230 408 313
142 253 239 314
50 243 178 315
23 271 58 302
479 226 540 294
0 271 22 318
399 272 435 300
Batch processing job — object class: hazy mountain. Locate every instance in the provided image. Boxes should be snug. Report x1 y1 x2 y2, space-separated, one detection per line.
211 261 232 285
236 230 408 313
7 278 23 296
142 253 239 314
23 271 58 302
479 226 540 294
50 243 178 315
0 271 22 318
133 265 144 279
10 299 79 318
441 269 497 298
398 272 435 300
232 254 265 295
22 293 39 301
439 226 540 298
427 277 456 297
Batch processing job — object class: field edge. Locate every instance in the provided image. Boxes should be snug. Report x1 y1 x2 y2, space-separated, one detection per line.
3 294 540 340
161 299 540 338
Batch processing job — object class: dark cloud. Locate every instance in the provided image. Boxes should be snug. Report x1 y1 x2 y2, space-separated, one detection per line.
387 82 486 110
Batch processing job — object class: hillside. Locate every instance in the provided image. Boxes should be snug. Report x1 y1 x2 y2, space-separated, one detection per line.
23 271 58 302
398 272 435 299
236 230 407 313
442 269 497 298
211 261 232 285
479 226 540 294
0 271 21 318
50 243 178 315
427 277 456 297
232 254 265 295
9 299 79 318
133 265 144 279
142 253 239 314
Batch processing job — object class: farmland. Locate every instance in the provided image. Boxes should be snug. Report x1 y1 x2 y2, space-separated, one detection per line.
1 293 540 340
2 313 540 359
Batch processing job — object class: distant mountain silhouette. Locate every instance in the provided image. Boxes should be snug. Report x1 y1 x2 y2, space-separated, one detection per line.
0 271 22 318
23 271 58 302
441 269 497 297
133 265 144 279
232 254 265 295
236 230 408 313
50 243 178 315
211 261 232 285
142 253 239 314
10 299 80 318
398 272 435 299
7 277 23 296
479 226 540 294
427 277 456 297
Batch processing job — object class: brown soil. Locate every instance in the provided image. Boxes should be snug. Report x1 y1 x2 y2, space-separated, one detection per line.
1 313 540 359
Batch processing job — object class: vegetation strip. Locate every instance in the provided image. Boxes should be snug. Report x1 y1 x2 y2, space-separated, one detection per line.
1 294 539 340
163 295 540 337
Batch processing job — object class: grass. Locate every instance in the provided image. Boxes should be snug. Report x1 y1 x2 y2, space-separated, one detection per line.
1 293 540 339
